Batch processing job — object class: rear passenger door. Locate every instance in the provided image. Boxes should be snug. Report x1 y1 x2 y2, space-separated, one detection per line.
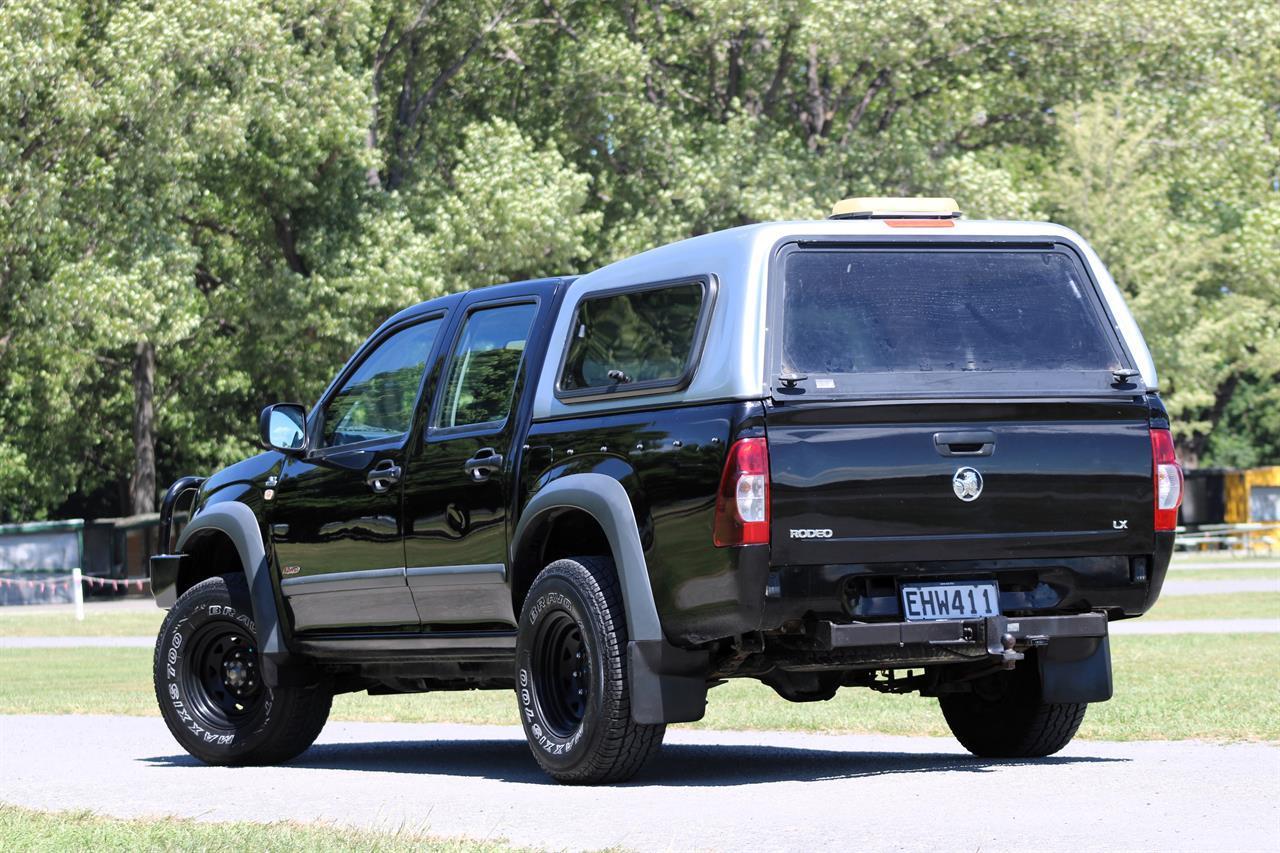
402 297 541 628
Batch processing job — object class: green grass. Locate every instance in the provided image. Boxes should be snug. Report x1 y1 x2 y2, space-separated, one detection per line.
0 610 164 638
1166 567 1280 581
3 634 1277 742
1171 552 1280 564
1146 591 1280 621
0 648 154 716
0 804 528 852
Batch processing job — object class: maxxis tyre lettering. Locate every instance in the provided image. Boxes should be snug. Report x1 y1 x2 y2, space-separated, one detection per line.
515 556 665 784
153 573 332 766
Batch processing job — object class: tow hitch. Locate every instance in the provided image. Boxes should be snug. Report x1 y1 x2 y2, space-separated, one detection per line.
813 612 1107 669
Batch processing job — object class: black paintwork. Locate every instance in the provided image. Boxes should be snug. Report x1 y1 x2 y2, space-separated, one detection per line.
401 289 556 627
271 434 418 631
520 400 768 643
766 397 1155 566
155 268 1175 699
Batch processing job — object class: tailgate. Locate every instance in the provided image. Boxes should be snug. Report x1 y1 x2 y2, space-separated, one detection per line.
767 399 1155 565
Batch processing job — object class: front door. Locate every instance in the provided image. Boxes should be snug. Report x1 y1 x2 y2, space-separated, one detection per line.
402 299 540 628
271 315 445 632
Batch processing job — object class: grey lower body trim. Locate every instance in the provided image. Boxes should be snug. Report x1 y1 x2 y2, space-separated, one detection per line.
281 566 406 595
408 564 515 627
406 564 506 589
280 567 419 632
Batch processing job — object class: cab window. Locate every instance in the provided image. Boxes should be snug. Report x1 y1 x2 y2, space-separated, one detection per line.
435 303 538 429
559 280 706 395
321 319 441 448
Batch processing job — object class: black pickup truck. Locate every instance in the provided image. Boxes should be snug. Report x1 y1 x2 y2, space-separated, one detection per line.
150 197 1181 783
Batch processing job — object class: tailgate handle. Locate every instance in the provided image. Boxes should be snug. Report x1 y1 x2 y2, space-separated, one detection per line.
933 431 996 456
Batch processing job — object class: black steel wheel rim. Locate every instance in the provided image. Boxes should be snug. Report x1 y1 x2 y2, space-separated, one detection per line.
180 619 265 727
531 609 590 738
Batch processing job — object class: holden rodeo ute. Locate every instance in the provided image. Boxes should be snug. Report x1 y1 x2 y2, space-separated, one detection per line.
151 197 1181 783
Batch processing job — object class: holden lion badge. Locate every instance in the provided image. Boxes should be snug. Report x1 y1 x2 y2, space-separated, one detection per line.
952 467 983 502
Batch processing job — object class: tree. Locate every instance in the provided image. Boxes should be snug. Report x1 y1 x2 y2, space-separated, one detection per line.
2 0 1277 521
1043 85 1279 465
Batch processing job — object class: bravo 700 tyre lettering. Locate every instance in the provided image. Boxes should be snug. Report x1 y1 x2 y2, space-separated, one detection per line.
515 556 665 784
153 573 332 766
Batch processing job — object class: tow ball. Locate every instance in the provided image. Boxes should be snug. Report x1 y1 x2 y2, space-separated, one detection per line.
998 632 1025 670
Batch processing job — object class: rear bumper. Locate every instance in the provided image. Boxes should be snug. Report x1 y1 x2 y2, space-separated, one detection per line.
814 611 1107 652
757 532 1176 635
812 612 1112 703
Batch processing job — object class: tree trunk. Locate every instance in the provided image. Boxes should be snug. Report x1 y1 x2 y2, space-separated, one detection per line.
129 340 157 515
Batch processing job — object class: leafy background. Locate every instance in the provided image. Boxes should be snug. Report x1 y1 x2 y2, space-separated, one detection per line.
1 0 1277 520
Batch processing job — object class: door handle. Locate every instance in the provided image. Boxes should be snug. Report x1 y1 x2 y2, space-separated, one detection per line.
463 448 504 482
366 459 402 493
933 431 996 457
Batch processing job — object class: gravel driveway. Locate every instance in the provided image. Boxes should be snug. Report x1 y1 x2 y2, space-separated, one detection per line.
2 714 1276 852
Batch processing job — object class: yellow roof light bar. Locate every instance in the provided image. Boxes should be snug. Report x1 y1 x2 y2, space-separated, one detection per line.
830 197 961 220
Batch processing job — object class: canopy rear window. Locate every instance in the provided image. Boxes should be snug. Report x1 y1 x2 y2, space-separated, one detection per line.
557 277 711 401
778 247 1126 395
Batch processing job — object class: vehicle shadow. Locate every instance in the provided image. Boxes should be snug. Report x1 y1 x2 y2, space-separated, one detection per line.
143 738 1126 787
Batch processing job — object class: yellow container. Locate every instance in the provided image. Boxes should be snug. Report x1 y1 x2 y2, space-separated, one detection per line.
1223 466 1280 523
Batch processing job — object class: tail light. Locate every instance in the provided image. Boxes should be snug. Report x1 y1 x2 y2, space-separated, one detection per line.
714 437 770 547
1151 428 1183 531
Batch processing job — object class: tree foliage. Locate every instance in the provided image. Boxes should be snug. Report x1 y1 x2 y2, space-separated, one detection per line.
1 0 1276 519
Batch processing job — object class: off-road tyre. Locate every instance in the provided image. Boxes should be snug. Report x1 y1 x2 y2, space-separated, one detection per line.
154 573 331 765
939 658 1086 758
515 556 665 784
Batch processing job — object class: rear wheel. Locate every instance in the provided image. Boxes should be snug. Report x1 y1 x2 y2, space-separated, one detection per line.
939 659 1086 758
154 573 331 765
515 556 665 784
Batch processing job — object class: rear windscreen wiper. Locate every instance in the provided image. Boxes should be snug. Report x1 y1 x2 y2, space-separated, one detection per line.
778 371 807 388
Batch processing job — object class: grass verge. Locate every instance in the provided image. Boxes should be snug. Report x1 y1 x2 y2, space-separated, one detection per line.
0 804 527 852
0 610 164 638
1145 591 1280 621
1170 553 1280 564
3 634 1276 742
1164 567 1280 582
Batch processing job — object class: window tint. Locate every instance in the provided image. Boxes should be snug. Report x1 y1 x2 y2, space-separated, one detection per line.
782 251 1118 376
435 303 538 429
322 319 441 448
560 282 705 393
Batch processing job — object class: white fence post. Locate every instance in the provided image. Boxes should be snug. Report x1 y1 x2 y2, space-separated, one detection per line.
72 568 84 621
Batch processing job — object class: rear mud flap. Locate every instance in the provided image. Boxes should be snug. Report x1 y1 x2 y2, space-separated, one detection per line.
1039 634 1112 704
628 640 710 724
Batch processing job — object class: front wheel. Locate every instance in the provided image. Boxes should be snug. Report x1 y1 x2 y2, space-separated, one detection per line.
154 573 331 765
515 556 665 784
939 659 1086 758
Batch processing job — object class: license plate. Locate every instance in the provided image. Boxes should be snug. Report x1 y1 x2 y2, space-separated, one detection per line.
901 581 1000 621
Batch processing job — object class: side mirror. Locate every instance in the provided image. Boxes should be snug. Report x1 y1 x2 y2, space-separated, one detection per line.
259 403 308 454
